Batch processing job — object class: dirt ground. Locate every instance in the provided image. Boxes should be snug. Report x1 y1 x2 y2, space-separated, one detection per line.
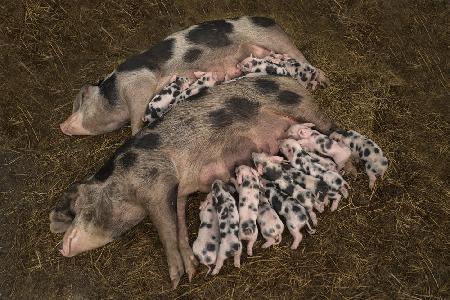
0 0 449 299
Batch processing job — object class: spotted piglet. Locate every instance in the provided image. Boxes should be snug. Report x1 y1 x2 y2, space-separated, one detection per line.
211 180 242 275
330 130 388 189
287 123 351 170
280 139 348 211
192 193 220 274
231 165 260 256
252 152 317 226
143 72 218 125
257 189 284 248
260 180 315 249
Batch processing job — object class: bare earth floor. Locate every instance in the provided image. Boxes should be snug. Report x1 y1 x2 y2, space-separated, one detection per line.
0 0 449 299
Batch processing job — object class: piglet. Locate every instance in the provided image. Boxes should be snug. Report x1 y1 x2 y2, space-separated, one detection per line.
252 152 317 226
287 124 351 170
143 72 218 125
211 180 242 275
192 193 220 274
330 130 388 189
257 189 284 248
231 165 260 256
260 180 315 249
279 138 349 201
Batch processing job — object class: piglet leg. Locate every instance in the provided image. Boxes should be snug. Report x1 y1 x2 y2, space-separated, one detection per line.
289 227 303 250
261 239 275 249
211 257 224 275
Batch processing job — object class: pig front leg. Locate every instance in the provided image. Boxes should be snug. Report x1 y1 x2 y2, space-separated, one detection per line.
143 184 185 288
177 195 198 281
124 75 158 135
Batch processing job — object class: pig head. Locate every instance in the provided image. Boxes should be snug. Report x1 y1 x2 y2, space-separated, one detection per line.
60 82 131 136
50 180 146 257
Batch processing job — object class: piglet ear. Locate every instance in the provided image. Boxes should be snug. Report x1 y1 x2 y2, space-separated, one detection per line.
169 75 178 83
194 71 206 78
298 129 311 139
237 174 243 185
270 156 284 164
251 168 259 178
300 123 316 128
257 164 264 175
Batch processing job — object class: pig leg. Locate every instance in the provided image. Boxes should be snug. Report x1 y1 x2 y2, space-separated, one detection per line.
143 185 185 288
261 238 275 249
234 246 242 268
125 76 158 135
246 231 258 256
211 255 224 275
177 195 198 281
330 193 342 212
288 225 303 250
367 171 377 190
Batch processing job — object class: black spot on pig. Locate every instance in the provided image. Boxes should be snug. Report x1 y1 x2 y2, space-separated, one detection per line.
186 20 233 48
99 73 118 106
205 256 212 264
232 243 240 250
255 78 280 93
209 108 233 128
94 157 115 182
117 38 175 72
183 48 203 63
225 97 261 121
277 90 302 105
133 132 160 149
364 148 371 157
120 152 137 169
206 243 216 251
263 167 282 181
250 16 276 27
188 87 209 101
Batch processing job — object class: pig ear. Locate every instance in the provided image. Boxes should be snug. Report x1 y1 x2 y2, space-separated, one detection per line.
251 168 259 178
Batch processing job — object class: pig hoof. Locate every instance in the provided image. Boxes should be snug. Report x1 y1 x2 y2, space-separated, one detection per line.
187 269 196 282
180 246 198 281
171 277 181 289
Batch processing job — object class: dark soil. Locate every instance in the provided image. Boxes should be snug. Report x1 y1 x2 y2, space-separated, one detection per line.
0 0 449 299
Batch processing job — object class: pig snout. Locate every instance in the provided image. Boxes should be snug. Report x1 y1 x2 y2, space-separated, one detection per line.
60 112 93 136
59 225 112 257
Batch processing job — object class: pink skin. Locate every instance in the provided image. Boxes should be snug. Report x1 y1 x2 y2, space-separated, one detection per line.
59 225 112 257
60 112 94 136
